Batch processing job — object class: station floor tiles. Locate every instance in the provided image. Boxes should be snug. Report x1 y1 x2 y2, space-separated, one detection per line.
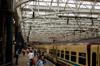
12 53 56 66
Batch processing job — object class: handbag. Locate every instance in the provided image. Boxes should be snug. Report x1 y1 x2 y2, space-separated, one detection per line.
33 60 35 65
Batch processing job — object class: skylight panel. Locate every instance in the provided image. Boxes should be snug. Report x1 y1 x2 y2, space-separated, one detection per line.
24 6 29 8
79 14 87 17
95 6 100 9
83 1 92 5
97 3 100 5
28 1 33 5
86 5 92 9
69 14 74 16
53 0 57 2
59 3 65 7
26 12 33 14
92 15 98 17
39 12 45 15
80 5 86 8
68 4 75 7
68 0 74 3
39 2 46 5
21 4 25 8
44 0 51 1
63 14 68 16
52 3 57 6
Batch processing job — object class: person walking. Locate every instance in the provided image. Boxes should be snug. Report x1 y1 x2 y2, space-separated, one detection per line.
28 50 34 66
15 49 19 65
37 55 44 66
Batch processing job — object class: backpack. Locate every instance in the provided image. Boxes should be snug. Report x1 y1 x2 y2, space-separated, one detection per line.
27 49 29 52
43 59 46 64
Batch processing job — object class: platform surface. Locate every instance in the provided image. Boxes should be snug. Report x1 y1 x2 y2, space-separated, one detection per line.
12 53 56 66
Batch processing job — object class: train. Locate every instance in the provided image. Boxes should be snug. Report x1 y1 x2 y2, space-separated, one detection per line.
35 42 100 66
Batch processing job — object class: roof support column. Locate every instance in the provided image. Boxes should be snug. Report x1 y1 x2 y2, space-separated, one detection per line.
6 13 13 64
18 32 22 54
0 14 5 65
15 26 19 53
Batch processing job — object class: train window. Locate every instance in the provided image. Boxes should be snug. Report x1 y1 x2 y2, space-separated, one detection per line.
61 50 64 53
65 55 69 60
53 49 56 56
79 57 86 65
49 52 51 54
51 52 53 55
44 49 47 53
51 49 53 51
57 53 60 57
71 56 76 62
65 51 69 54
61 54 64 58
71 52 76 55
79 53 86 57
92 52 96 66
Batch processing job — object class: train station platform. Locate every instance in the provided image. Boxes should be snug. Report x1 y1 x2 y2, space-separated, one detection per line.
12 53 56 66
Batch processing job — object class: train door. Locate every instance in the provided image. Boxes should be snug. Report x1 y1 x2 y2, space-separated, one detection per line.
53 46 57 63
96 45 100 66
91 45 100 66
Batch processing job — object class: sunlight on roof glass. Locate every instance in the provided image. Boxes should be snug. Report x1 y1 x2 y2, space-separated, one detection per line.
95 6 100 9
79 14 87 17
83 1 92 5
52 3 57 6
68 4 75 7
69 14 74 16
68 0 75 3
39 2 46 5
86 5 92 9
59 3 65 7
80 5 86 8
28 1 33 5
39 12 45 15
44 0 51 1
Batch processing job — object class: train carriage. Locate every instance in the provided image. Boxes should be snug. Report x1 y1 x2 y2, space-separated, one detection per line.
36 43 100 66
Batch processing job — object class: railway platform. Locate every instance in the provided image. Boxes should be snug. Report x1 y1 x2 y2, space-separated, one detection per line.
12 53 56 66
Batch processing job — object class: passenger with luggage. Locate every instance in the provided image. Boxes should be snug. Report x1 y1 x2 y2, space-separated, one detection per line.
28 50 34 66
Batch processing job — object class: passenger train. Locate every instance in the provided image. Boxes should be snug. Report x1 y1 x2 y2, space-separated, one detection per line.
35 42 100 66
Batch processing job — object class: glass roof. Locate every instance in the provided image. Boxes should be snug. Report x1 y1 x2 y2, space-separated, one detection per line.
16 0 100 43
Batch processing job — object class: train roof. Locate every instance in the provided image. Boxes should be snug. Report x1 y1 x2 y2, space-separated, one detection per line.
36 37 100 46
36 42 100 46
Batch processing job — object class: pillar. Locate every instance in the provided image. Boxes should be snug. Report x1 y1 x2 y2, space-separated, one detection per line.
0 14 4 65
21 36 24 48
19 33 22 53
6 13 13 63
15 26 19 53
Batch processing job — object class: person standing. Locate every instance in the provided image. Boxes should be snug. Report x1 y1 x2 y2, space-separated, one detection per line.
15 49 19 65
37 55 44 66
23 48 26 56
28 50 34 66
